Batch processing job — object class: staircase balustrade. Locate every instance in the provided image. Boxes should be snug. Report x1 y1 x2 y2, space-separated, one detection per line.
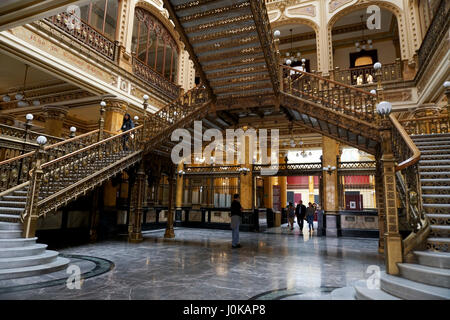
390 114 430 257
281 65 378 123
0 129 99 192
0 123 63 145
397 115 449 135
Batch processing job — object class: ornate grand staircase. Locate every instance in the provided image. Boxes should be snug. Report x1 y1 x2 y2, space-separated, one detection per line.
0 86 211 280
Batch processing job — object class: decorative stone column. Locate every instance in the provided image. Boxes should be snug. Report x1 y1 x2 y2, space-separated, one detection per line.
129 162 145 243
278 155 287 208
309 175 315 203
164 174 176 238
175 161 184 224
240 136 253 210
375 159 386 254
322 136 340 237
379 120 402 275
43 105 68 137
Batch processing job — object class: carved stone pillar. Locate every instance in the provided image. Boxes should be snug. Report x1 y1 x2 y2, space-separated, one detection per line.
379 121 402 275
375 159 386 254
175 161 184 224
43 105 68 137
278 155 287 208
103 99 127 132
164 175 176 238
322 136 340 237
240 138 253 210
129 162 145 243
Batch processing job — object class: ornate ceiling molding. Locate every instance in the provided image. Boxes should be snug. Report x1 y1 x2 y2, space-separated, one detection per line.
286 4 316 17
329 0 354 13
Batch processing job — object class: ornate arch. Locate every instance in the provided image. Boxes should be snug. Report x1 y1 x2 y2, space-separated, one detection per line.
271 18 321 70
134 1 182 53
327 0 409 70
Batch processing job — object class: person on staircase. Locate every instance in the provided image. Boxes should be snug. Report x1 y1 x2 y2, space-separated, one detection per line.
121 113 134 150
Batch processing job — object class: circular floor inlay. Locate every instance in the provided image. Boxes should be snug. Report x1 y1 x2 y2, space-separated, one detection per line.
0 254 114 294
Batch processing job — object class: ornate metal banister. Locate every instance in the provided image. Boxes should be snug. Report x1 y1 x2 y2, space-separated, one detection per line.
22 126 143 224
0 129 99 192
397 115 449 135
281 65 378 123
390 114 429 257
0 123 63 145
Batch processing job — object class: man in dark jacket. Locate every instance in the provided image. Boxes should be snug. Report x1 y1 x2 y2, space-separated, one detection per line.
230 194 242 248
296 200 306 234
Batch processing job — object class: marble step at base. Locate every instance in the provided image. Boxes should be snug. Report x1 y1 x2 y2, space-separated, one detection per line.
417 145 450 150
0 250 59 269
398 263 450 288
411 133 450 140
0 214 21 223
430 225 450 237
0 201 26 208
422 186 450 194
353 279 400 300
380 272 450 299
414 250 450 269
0 256 69 280
414 140 450 146
427 237 449 252
330 284 358 300
0 222 22 231
0 230 22 239
0 237 36 248
0 243 47 258
426 214 450 225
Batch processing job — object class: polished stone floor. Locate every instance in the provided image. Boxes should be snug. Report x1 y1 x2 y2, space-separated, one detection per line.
0 226 384 300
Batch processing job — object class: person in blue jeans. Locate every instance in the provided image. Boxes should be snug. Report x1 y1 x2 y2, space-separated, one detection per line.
306 202 315 233
230 194 242 249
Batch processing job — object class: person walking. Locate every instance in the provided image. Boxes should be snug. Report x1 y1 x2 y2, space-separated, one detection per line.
287 202 295 230
306 202 315 233
296 200 306 235
121 113 134 150
230 194 242 249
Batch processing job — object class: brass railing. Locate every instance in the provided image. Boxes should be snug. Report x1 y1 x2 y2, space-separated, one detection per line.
23 126 143 222
0 123 63 145
0 129 99 192
282 65 378 123
144 84 211 146
390 114 429 257
132 56 181 100
398 115 449 135
331 60 403 86
46 12 116 60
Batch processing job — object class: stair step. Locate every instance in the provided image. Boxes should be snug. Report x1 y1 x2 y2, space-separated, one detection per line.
0 222 22 231
0 214 21 223
423 194 450 199
420 149 450 154
419 165 450 171
415 140 450 146
418 145 450 150
13 191 28 196
420 160 450 165
411 133 450 140
420 172 450 176
414 250 450 269
0 230 22 239
421 155 450 160
0 256 69 280
0 207 23 214
421 178 450 184
398 263 450 288
330 286 356 300
380 272 450 299
0 237 36 248
431 225 450 236
427 237 449 252
0 201 26 208
0 250 59 269
0 243 47 258
422 186 450 191
2 196 27 201
354 280 400 300
424 203 450 208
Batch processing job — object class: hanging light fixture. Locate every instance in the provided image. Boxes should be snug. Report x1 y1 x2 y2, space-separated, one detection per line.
3 65 40 107
284 28 301 66
355 15 373 52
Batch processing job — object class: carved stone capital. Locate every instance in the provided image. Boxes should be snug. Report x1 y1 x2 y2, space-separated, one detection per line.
103 99 128 115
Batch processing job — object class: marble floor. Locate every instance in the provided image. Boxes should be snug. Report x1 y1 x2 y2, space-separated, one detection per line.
0 226 384 300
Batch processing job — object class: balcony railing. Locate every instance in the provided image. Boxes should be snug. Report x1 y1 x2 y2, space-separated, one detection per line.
132 56 181 100
330 60 403 86
417 0 450 73
46 12 116 61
